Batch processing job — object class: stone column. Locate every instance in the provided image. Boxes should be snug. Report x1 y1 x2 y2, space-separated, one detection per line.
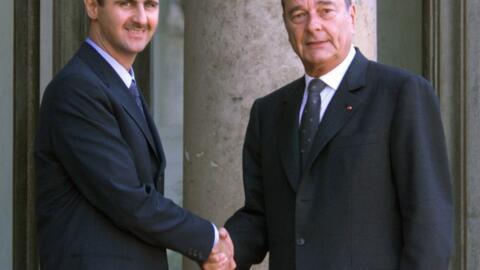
354 0 377 60
183 1 376 269
465 1 480 265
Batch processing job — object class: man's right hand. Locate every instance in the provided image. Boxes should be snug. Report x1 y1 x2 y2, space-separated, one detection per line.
203 228 236 270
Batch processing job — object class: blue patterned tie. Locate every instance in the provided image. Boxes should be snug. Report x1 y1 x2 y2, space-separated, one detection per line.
300 79 326 168
128 80 145 118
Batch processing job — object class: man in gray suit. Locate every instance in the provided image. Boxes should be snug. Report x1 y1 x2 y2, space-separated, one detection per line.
35 0 234 269
224 0 453 269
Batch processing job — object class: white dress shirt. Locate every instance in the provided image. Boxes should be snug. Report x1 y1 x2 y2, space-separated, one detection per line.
299 46 356 124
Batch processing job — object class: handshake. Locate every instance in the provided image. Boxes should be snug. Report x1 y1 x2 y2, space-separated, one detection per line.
203 228 237 270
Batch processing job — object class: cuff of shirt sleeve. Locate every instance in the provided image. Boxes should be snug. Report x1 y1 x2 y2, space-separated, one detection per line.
212 223 219 248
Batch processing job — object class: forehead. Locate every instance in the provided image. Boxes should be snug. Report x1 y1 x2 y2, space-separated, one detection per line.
103 0 159 4
283 0 343 9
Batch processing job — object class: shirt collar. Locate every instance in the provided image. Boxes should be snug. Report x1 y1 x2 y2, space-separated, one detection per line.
85 38 135 88
305 45 356 90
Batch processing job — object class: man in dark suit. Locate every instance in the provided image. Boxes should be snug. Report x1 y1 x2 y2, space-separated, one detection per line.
224 0 453 269
35 0 234 269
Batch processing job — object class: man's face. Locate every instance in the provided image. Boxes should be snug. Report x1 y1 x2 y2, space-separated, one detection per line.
283 0 355 76
86 0 159 62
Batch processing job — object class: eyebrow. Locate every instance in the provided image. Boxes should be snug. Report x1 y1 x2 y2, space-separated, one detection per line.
287 0 335 13
317 0 334 5
115 0 136 3
116 0 159 4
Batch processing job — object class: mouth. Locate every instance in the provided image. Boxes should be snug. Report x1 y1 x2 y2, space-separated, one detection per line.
126 28 147 33
125 27 148 39
305 40 329 47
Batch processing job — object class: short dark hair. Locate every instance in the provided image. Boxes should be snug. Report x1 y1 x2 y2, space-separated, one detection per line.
281 0 352 10
97 0 104 6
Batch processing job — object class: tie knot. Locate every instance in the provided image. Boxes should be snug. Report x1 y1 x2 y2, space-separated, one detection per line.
307 79 326 94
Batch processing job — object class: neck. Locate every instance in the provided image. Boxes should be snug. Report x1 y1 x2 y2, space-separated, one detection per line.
305 48 352 77
305 63 338 78
88 31 136 70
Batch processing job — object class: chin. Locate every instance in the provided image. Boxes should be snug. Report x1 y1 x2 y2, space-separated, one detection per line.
126 44 148 53
305 57 332 67
304 50 333 61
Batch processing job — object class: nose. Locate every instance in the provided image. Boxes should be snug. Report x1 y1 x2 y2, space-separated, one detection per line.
132 5 148 25
306 12 322 32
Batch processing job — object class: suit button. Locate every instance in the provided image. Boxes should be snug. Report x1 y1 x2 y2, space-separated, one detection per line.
296 237 305 246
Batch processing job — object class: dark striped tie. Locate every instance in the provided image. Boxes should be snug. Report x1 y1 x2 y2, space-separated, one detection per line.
300 78 326 168
128 80 145 118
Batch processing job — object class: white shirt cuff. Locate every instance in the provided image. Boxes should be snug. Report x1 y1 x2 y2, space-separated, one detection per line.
212 223 219 247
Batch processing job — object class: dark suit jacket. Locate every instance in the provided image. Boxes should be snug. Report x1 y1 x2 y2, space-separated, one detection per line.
35 43 214 270
225 50 453 270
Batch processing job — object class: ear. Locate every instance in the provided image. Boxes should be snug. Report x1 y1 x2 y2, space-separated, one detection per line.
282 13 292 42
282 11 288 31
349 4 356 33
84 0 99 20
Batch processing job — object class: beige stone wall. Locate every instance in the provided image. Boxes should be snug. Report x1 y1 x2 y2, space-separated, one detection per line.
353 0 377 60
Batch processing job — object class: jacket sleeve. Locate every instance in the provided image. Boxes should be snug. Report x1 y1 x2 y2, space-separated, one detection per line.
390 75 453 269
225 100 269 269
45 75 214 263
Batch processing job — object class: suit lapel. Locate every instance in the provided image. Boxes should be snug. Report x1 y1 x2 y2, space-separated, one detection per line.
303 50 369 172
140 94 166 171
120 91 159 160
76 43 160 161
278 77 305 192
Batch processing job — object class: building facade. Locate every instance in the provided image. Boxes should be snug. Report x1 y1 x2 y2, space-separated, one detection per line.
1 0 479 269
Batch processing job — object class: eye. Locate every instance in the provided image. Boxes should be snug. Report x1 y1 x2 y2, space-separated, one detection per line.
119 1 133 7
320 8 336 18
324 9 332 13
290 11 308 24
145 1 159 9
